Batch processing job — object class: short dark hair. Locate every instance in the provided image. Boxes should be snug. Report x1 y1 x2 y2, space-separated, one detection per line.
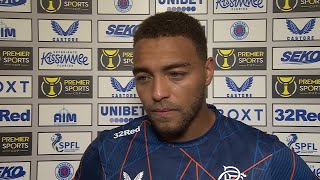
133 11 207 61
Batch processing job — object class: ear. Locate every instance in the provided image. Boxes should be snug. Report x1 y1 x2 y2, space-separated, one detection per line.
204 57 214 86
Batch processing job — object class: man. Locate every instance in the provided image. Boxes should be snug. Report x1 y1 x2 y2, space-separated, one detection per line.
73 12 317 180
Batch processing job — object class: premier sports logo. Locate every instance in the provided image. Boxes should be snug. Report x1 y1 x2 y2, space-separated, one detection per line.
156 0 207 14
38 0 91 14
273 0 320 13
214 0 266 13
98 76 138 98
38 19 92 42
0 132 32 156
272 75 320 98
98 48 133 71
273 17 320 41
0 47 33 70
213 47 266 70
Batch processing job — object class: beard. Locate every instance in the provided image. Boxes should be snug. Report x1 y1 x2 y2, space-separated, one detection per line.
146 88 205 141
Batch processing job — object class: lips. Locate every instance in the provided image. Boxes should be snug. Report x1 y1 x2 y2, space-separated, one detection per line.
151 108 177 116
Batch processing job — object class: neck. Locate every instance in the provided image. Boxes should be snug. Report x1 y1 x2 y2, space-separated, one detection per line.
164 103 216 143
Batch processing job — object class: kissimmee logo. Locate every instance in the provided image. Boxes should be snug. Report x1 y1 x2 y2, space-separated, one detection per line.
216 104 266 126
0 47 32 70
156 0 207 14
0 0 31 12
272 75 320 98
98 21 141 42
0 76 32 98
0 105 31 127
0 19 31 41
0 162 30 180
214 0 266 14
38 132 91 155
38 104 92 126
98 48 133 71
272 46 320 70
307 163 320 179
0 132 32 156
274 132 319 156
38 0 91 14
274 0 320 13
98 76 138 98
39 48 91 70
273 104 320 127
38 76 92 98
213 76 266 98
39 19 91 42
99 103 146 125
273 17 320 41
98 0 149 14
213 47 266 70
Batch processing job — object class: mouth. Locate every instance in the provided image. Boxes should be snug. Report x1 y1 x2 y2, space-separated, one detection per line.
151 108 177 116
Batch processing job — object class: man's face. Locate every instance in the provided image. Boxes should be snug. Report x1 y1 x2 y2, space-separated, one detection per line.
133 36 211 138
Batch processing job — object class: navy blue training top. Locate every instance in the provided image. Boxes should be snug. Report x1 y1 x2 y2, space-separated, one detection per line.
73 105 317 180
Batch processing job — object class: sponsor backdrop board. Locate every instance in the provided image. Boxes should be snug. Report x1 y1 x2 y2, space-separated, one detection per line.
0 104 32 127
1 0 320 179
39 104 92 126
273 104 320 127
274 132 320 156
213 19 267 42
37 132 91 155
98 103 145 126
0 47 33 70
307 162 320 179
0 132 32 156
213 0 267 14
37 161 80 180
0 162 30 180
273 17 320 41
216 104 267 126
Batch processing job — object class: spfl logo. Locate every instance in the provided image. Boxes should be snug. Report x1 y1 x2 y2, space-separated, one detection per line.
274 76 297 97
51 20 79 42
55 162 74 180
286 18 316 41
230 21 249 40
111 77 136 98
115 0 133 13
218 166 246 180
281 50 320 65
54 106 77 125
41 77 63 98
226 76 253 98
123 171 143 180
0 165 26 179
0 0 26 7
286 134 318 154
0 21 16 40
51 133 80 153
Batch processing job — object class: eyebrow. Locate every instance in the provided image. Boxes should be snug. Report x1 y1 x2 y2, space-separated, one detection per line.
132 63 191 75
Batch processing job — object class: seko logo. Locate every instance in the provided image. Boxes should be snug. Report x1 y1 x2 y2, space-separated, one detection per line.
0 165 26 179
106 24 139 37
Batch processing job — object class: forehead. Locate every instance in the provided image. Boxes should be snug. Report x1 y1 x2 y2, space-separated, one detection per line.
133 36 198 64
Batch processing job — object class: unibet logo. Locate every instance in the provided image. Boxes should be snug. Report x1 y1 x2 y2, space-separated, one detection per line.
106 24 139 37
0 166 26 179
274 109 320 121
281 50 320 64
0 109 30 121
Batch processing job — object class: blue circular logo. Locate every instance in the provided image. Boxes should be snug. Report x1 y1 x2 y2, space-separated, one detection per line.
230 21 249 40
115 0 133 13
55 162 74 180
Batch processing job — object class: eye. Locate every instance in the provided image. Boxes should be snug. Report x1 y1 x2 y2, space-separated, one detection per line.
135 75 151 82
169 72 185 79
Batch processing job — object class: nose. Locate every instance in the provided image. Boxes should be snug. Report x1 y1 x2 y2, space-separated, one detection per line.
152 76 170 102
